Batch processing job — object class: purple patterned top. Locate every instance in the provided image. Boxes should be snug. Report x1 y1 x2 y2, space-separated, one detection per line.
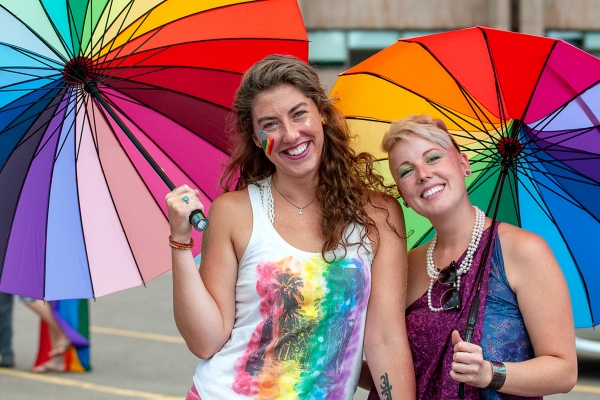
368 223 540 400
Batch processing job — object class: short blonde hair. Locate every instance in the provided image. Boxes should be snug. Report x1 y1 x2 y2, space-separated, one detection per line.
381 114 459 153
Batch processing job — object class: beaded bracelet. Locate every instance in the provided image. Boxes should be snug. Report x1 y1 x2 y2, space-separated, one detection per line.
169 235 194 250
486 361 507 391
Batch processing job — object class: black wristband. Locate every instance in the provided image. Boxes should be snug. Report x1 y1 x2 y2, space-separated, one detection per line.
486 361 506 391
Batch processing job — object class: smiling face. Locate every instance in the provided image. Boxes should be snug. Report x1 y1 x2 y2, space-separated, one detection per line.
251 83 324 180
389 134 470 219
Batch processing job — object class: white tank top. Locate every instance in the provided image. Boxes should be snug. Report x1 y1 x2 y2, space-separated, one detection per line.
193 178 373 399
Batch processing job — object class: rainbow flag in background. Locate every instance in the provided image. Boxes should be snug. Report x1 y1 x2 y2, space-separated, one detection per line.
34 299 91 372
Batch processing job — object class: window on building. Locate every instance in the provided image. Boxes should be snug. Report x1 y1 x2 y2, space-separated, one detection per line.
583 32 600 58
347 30 400 65
546 30 583 48
307 29 444 67
307 30 347 66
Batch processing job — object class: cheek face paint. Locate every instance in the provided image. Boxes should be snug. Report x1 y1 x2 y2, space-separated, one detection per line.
258 130 274 155
262 138 274 155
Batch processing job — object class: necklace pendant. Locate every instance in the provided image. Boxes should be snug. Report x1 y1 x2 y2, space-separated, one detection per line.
299 208 303 215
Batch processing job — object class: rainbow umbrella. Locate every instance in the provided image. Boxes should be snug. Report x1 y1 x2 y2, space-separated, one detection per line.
0 0 308 300
331 26 600 328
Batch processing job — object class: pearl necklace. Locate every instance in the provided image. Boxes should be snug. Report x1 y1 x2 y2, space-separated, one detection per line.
426 206 485 312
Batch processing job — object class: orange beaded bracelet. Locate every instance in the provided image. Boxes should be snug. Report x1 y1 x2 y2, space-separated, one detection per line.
168 235 194 250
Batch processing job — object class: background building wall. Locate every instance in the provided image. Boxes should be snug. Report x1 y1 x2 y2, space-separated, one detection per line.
298 0 505 30
300 0 600 69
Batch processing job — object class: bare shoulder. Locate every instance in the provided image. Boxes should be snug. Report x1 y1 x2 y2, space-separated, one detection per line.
207 189 251 221
366 191 405 226
497 222 552 261
497 222 559 288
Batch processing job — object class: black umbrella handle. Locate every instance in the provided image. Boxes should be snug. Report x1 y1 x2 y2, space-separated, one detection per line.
189 210 209 231
458 282 482 399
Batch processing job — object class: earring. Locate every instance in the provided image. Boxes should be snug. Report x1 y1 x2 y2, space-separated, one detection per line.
402 200 409 208
465 169 472 176
321 118 326 126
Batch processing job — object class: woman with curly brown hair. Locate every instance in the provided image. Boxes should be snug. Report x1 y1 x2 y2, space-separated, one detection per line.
165 55 416 399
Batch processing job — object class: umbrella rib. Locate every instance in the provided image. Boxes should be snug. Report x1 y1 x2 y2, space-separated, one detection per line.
516 161 600 215
96 30 169 86
516 169 562 224
65 0 85 58
12 91 70 154
425 100 502 160
32 93 75 159
73 93 97 299
0 72 64 91
101 90 218 202
0 5 69 64
339 70 496 145
89 0 123 60
513 172 596 325
37 0 75 60
102 74 232 115
0 42 64 74
0 89 65 287
94 8 162 78
0 94 69 120
39 91 75 300
524 126 600 159
100 80 230 158
96 37 171 86
93 1 156 64
517 158 599 186
0 66 60 81
75 89 88 160
466 164 502 199
524 78 600 144
54 92 84 162
97 65 172 86
85 95 166 288
525 154 600 163
0 84 70 139
456 84 503 137
480 28 510 137
506 167 522 226
412 37 503 139
90 0 135 61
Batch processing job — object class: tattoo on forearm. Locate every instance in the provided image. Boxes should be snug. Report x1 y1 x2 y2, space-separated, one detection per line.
380 372 393 400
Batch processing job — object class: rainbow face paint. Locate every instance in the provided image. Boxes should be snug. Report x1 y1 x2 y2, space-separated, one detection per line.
261 138 274 155
258 130 274 155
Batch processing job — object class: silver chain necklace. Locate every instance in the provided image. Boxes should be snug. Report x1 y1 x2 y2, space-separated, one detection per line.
271 178 317 215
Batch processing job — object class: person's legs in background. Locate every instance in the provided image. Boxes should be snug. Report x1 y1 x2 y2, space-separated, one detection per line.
0 292 14 368
24 300 70 372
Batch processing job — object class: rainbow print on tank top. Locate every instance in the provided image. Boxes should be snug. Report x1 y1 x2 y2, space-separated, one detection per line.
233 255 369 399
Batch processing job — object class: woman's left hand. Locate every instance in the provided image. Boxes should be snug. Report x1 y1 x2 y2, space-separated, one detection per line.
450 330 492 388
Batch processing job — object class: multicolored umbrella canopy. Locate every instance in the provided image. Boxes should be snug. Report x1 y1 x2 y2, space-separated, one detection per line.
0 0 308 300
331 26 600 328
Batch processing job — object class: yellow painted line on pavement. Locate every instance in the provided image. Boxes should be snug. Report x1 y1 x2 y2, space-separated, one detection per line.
90 326 185 344
574 384 600 394
0 368 184 399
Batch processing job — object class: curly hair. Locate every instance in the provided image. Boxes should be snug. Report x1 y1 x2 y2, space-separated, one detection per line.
221 55 392 259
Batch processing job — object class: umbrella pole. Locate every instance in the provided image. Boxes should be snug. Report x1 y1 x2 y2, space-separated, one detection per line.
458 160 510 399
83 80 208 231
